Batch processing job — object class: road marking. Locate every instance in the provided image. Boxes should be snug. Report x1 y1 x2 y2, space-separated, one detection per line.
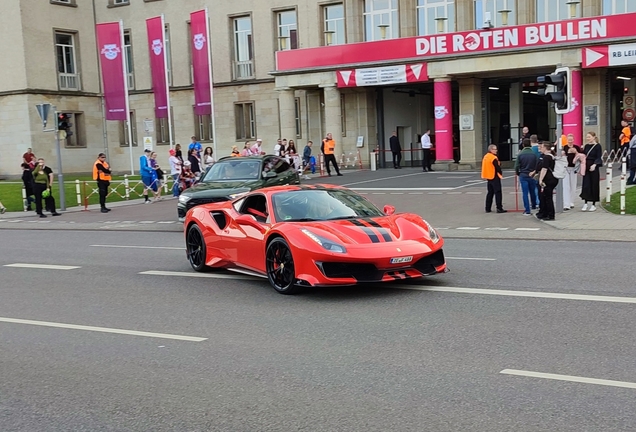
456 227 480 230
352 187 452 191
8 220 24 223
408 192 424 195
4 263 80 270
140 270 257 280
428 192 443 195
157 221 177 224
342 172 433 187
372 193 386 195
390 193 404 195
446 257 497 261
465 191 483 195
138 221 156 224
437 176 472 179
393 285 636 304
446 192 462 195
515 228 540 231
0 317 206 342
500 369 636 390
90 245 184 250
485 227 509 231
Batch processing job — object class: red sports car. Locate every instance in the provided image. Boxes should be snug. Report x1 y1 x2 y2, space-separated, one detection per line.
184 184 447 294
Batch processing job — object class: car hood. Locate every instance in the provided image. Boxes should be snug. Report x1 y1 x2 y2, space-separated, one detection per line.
181 180 259 198
294 214 433 245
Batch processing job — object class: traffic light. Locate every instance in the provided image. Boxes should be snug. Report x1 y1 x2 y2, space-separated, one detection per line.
57 113 73 138
537 67 571 115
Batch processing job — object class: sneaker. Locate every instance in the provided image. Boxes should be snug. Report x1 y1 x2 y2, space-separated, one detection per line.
39 214 47 218
144 200 151 204
563 207 570 211
581 203 588 212
496 209 508 213
523 212 532 216
588 205 597 212
0 207 5 214
569 204 575 209
51 212 61 216
101 208 109 213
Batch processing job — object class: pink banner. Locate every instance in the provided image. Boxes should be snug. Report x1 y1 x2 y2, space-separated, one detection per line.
146 16 169 119
434 80 453 161
190 10 212 116
563 69 583 146
277 13 636 72
96 22 127 121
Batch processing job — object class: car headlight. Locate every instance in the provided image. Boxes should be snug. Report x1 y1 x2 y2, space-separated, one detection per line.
178 195 191 204
302 229 347 253
423 219 440 244
229 191 249 200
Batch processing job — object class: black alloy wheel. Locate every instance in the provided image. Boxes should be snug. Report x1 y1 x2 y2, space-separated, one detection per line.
186 224 209 272
266 238 299 294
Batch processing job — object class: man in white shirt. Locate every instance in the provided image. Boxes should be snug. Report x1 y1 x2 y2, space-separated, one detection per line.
273 138 282 156
421 129 434 172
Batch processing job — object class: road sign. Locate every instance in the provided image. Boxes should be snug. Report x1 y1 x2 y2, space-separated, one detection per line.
583 43 636 68
623 108 635 121
35 103 51 127
623 95 634 108
143 136 153 151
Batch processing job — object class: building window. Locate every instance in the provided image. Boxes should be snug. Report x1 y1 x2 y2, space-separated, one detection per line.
164 24 172 86
340 94 346 137
364 0 398 42
55 32 80 90
277 10 298 50
537 0 579 21
61 112 85 148
235 102 256 140
233 16 254 80
51 0 76 6
108 0 129 6
294 97 301 138
156 110 174 145
194 111 214 142
323 3 345 45
603 0 636 14
123 30 134 90
120 112 138 147
417 0 455 35
474 0 516 28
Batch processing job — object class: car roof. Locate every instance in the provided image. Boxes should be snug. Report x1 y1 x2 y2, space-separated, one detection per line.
216 155 273 162
250 184 348 196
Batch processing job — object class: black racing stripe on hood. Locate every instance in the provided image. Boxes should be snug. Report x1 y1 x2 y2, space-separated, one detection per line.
362 218 393 242
348 220 380 243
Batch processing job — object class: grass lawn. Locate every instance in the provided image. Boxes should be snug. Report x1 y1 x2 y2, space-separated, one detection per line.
0 175 174 212
603 185 636 215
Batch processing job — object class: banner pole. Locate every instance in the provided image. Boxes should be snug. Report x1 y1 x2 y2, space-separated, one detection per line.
205 8 217 157
162 14 174 150
121 19 134 175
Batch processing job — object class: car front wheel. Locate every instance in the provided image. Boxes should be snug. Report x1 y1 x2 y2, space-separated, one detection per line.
266 238 299 294
186 224 209 272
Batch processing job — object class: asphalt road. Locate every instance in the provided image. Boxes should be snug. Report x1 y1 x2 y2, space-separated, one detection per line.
1 230 636 431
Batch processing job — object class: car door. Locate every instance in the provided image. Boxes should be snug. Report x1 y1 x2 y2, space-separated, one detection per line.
235 193 270 273
262 156 292 187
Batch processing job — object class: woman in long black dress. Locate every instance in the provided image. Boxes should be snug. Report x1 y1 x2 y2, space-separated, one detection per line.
580 131 603 212
536 142 558 221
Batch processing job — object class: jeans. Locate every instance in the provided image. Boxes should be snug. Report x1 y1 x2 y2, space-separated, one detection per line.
519 175 538 213
172 173 180 196
628 168 636 184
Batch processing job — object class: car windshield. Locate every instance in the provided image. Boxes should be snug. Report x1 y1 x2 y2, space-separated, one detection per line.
272 190 384 222
201 160 261 182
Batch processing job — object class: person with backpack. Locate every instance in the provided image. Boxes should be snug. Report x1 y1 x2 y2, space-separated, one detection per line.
535 142 559 221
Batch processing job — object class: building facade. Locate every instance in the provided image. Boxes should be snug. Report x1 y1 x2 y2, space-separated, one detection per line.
1 0 636 175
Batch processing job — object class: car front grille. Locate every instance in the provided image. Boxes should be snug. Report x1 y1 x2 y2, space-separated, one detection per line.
412 249 445 275
317 262 383 281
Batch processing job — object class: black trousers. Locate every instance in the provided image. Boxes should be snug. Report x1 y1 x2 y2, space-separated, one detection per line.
485 177 503 211
324 154 341 175
422 149 432 171
33 182 56 215
98 180 110 209
392 151 402 168
538 182 557 219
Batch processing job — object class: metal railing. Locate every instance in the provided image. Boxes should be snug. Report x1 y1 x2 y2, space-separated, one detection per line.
234 60 253 79
59 73 80 90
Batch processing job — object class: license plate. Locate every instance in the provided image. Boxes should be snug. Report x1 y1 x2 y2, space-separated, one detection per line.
390 256 413 264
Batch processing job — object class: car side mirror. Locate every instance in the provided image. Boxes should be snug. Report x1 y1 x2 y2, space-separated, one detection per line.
263 171 277 179
383 205 396 216
236 214 267 233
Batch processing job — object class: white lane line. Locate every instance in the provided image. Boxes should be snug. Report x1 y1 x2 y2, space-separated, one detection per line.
90 245 184 250
428 192 443 195
392 286 636 304
352 187 452 191
446 192 462 195
138 221 156 224
408 192 424 195
140 270 257 280
4 263 80 270
515 228 540 231
157 221 177 224
0 317 206 342
500 369 636 390
485 227 509 231
446 257 497 261
456 227 480 230
465 191 483 195
390 193 404 195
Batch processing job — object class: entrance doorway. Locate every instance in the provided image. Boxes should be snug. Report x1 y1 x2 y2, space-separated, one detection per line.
397 126 413 166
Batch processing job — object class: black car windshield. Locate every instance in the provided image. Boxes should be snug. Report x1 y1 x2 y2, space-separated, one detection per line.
202 160 261 182
272 190 384 222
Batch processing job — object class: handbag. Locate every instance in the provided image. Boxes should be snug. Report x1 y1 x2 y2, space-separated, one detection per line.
156 167 164 179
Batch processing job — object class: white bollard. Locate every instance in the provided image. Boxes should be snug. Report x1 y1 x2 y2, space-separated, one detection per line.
22 186 27 211
606 163 613 204
75 179 82 206
621 158 627 215
124 174 130 200
163 174 169 194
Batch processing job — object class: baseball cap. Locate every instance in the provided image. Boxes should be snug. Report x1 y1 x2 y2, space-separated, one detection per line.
184 160 191 166
256 138 262 142
144 148 152 153
169 149 175 155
